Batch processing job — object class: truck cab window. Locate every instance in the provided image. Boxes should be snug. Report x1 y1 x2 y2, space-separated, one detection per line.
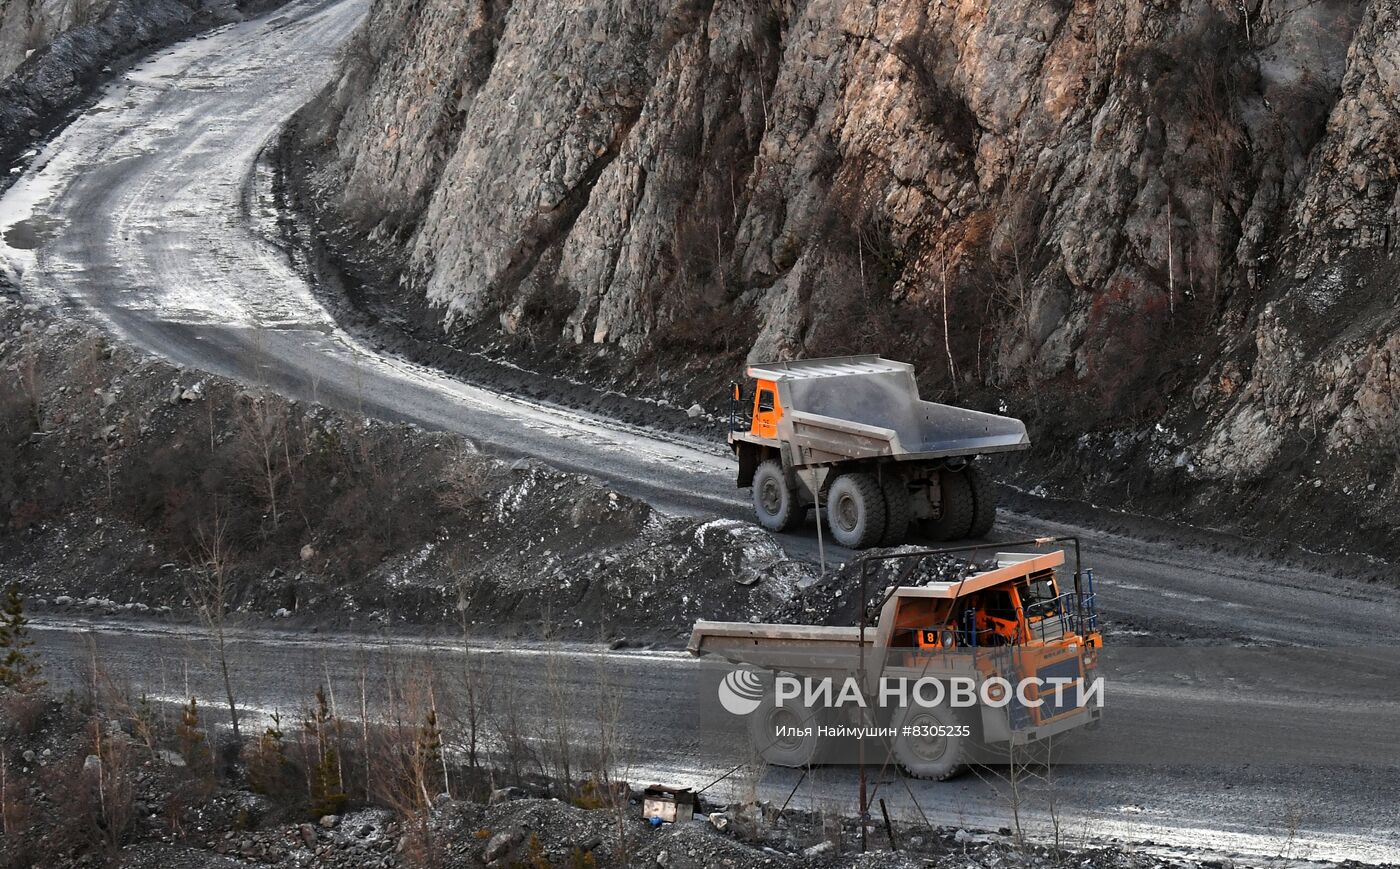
1020 577 1059 617
757 390 774 413
1023 577 1057 604
984 589 1016 620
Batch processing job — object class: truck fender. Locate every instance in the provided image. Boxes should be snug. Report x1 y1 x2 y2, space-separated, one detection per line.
979 701 1012 743
736 441 761 488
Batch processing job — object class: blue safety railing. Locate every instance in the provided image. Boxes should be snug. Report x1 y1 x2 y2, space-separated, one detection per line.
1081 568 1099 633
934 584 1099 649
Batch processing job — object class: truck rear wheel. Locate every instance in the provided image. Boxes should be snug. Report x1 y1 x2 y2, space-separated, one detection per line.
751 460 802 532
878 471 911 546
891 704 968 781
747 693 824 768
965 465 996 538
825 473 887 549
925 469 974 541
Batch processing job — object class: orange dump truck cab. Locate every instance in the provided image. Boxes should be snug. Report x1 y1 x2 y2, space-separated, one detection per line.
748 378 782 439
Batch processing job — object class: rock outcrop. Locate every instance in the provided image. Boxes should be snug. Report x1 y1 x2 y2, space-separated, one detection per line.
294 0 1400 554
0 0 115 80
0 0 271 173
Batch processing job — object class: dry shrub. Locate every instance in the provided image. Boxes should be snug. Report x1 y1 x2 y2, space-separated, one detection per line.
162 776 214 841
437 450 505 516
395 817 441 869
492 679 538 787
369 667 447 817
0 691 47 739
36 720 136 859
648 292 755 360
310 425 444 579
109 390 449 583
0 752 36 868
0 371 37 530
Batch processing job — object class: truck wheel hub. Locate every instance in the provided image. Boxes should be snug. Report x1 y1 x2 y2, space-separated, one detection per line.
835 494 859 530
903 714 949 761
759 479 783 514
768 708 805 750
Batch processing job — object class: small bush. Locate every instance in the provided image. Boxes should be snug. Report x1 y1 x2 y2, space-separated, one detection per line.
176 697 214 780
0 584 44 694
0 691 47 739
301 687 347 817
245 712 297 799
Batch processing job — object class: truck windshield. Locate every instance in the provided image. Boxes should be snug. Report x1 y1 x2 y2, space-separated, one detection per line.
1020 577 1059 617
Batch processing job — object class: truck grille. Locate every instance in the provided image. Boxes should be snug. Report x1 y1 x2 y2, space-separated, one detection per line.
1036 658 1083 719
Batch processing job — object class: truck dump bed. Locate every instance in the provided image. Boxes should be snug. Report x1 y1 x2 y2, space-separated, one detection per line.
687 621 871 672
747 356 1028 463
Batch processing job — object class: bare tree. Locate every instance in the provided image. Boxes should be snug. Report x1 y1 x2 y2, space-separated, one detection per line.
539 648 576 790
186 512 241 741
588 651 630 797
235 396 292 530
87 717 135 855
357 653 373 800
940 261 958 394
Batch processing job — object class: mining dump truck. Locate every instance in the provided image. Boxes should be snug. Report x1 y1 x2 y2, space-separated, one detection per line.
688 542 1102 780
728 356 1029 548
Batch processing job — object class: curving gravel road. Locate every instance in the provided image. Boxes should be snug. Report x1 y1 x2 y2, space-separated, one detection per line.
1 0 1399 860
0 0 734 521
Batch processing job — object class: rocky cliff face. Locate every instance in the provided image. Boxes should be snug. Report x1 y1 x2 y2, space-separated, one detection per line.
0 0 112 79
294 0 1400 554
0 0 251 173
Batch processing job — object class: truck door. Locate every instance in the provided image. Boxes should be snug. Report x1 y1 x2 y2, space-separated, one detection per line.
750 380 782 439
979 588 1022 646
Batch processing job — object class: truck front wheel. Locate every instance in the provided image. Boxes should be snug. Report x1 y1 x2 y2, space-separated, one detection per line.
825 473 887 549
751 460 803 532
891 704 969 781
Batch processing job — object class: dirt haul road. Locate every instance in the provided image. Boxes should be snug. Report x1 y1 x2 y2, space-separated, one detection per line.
27 617 1400 864
1 0 1399 858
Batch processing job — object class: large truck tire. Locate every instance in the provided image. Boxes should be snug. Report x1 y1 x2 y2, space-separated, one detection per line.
751 460 803 532
925 469 975 541
965 465 996 538
890 703 969 781
878 471 911 546
747 692 824 768
825 472 887 549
